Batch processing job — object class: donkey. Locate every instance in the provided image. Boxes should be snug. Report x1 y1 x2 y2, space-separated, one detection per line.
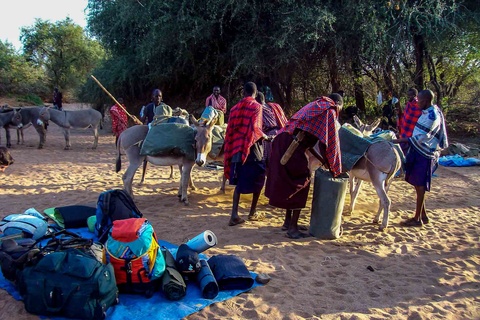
348 116 401 230
47 108 102 150
3 106 50 149
0 108 23 147
116 116 216 205
308 116 401 231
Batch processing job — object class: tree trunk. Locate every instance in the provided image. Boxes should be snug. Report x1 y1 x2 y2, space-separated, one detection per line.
412 33 425 89
426 52 442 106
383 55 394 95
352 59 365 112
327 47 341 93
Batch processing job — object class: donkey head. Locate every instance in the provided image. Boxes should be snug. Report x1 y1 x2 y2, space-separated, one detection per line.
190 114 217 166
39 106 51 122
10 108 23 127
353 115 381 136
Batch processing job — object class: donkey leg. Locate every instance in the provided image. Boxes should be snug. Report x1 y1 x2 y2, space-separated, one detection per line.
17 128 23 144
169 166 175 179
349 177 363 215
220 174 227 193
92 127 99 149
63 129 71 150
122 155 143 199
187 165 196 190
372 180 390 231
139 159 147 185
179 163 193 205
178 164 196 190
5 128 11 148
34 124 46 149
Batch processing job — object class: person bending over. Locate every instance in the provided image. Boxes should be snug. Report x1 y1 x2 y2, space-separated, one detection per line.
265 94 343 239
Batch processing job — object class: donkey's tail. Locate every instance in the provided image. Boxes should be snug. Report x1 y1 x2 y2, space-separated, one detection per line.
115 136 122 173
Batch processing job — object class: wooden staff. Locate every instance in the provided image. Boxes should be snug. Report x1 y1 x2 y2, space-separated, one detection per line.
90 75 143 125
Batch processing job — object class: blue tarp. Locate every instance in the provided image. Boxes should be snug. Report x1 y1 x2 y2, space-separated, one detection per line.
0 227 261 320
438 154 480 167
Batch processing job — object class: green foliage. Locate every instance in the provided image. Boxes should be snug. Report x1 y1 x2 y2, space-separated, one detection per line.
2 0 479 122
0 41 48 97
21 18 106 94
16 93 44 106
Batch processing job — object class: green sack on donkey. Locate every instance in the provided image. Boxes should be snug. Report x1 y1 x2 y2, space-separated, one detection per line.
140 123 196 160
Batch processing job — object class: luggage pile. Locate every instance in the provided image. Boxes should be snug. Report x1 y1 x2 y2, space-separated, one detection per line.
0 188 263 319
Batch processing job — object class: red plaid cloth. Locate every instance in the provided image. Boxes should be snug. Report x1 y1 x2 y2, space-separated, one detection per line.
223 96 264 179
267 102 287 128
279 97 342 176
110 104 128 137
400 98 421 138
205 94 227 114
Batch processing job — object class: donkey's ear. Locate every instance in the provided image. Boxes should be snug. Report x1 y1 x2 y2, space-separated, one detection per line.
353 115 362 128
208 116 218 128
190 114 199 126
371 118 381 130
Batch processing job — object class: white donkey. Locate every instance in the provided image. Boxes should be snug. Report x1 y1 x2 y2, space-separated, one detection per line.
308 116 401 231
115 116 216 205
348 116 402 230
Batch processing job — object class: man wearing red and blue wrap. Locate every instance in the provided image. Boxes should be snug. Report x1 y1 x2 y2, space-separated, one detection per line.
224 82 270 226
265 94 343 239
399 88 422 154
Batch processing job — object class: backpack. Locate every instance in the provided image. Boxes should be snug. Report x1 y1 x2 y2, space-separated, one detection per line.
0 238 39 282
95 189 143 243
17 248 118 320
0 213 48 240
106 218 165 298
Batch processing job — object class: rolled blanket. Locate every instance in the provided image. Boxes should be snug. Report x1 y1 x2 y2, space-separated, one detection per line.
207 254 253 291
162 267 186 301
161 247 186 301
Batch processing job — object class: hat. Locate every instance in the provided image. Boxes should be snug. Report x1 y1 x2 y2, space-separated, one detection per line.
175 244 201 274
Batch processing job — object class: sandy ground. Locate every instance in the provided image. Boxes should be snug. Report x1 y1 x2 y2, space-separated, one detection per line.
0 103 479 320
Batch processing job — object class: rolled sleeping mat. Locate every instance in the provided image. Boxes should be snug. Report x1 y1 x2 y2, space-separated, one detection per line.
197 259 219 299
185 230 218 253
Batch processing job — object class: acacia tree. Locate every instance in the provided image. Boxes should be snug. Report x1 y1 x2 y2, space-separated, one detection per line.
84 0 478 114
20 18 105 94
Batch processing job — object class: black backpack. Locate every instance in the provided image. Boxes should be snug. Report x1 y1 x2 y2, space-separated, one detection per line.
95 189 143 243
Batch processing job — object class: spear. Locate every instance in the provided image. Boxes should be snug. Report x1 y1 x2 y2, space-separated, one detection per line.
90 75 143 125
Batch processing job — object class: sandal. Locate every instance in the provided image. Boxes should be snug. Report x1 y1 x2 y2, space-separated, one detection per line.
248 212 265 221
281 225 308 231
228 217 246 226
285 232 311 239
400 218 422 227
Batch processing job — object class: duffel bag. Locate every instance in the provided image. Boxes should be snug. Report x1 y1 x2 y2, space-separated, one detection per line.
17 248 118 319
